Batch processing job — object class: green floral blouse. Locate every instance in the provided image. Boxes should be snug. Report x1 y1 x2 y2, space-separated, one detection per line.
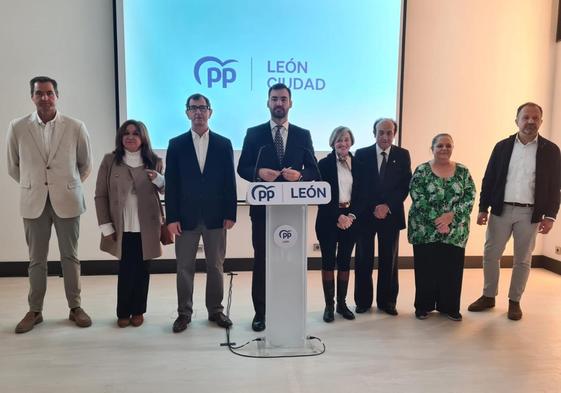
408 162 476 248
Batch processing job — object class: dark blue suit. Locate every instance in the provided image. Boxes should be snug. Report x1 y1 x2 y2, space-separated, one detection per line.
354 143 411 310
165 130 237 318
237 122 319 317
165 130 237 229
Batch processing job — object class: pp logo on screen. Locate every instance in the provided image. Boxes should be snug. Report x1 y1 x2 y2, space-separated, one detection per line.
251 184 276 202
194 56 238 88
274 225 297 249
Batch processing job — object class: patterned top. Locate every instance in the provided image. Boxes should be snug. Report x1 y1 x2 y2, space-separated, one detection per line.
408 162 476 248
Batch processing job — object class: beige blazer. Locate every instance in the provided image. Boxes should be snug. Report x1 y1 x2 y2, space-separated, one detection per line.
6 113 92 219
94 153 164 260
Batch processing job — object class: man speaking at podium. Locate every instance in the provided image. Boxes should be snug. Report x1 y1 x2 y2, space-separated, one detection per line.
238 83 320 331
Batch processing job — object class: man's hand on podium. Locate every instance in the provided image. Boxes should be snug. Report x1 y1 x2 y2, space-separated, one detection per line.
281 167 302 182
258 168 281 182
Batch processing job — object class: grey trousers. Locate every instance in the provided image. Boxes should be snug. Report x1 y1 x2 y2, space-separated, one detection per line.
23 198 81 312
482 205 538 302
175 224 226 317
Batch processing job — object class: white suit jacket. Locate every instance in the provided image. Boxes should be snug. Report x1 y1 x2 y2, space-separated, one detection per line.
6 112 92 219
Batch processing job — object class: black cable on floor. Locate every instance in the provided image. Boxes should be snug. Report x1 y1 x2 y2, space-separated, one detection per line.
220 272 326 358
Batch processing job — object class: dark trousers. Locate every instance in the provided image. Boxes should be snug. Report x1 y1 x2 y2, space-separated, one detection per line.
251 217 266 318
413 242 465 315
318 211 357 271
117 232 151 318
354 221 400 309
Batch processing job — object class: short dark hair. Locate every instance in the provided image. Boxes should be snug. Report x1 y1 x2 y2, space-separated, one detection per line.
185 93 211 108
516 102 543 117
30 76 58 97
114 119 160 170
373 118 398 136
268 83 291 99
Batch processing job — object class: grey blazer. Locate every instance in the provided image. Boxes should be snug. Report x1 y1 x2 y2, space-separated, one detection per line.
94 153 164 260
6 112 92 219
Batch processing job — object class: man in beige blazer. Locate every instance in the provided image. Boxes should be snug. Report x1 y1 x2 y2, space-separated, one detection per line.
6 76 93 333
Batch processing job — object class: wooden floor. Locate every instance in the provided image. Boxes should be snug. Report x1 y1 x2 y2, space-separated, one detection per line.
0 268 560 393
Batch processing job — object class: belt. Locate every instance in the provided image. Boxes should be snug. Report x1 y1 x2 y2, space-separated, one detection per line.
504 202 534 207
339 202 350 208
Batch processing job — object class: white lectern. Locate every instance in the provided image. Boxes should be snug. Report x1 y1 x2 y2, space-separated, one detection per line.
246 181 331 356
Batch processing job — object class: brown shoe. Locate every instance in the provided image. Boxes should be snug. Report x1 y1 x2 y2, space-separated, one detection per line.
15 311 43 334
468 295 495 312
117 318 130 328
508 300 523 321
130 314 144 327
69 307 92 327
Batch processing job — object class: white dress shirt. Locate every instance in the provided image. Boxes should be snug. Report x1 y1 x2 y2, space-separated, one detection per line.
32 111 58 157
504 135 537 204
192 129 210 172
337 155 353 203
270 120 289 150
375 144 392 171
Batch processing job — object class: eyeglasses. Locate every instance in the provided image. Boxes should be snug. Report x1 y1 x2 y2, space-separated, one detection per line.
187 105 210 112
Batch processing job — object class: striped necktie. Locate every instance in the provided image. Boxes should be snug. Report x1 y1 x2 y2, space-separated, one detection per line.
274 125 284 164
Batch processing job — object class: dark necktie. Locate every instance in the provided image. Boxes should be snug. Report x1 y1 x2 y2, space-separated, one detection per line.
274 125 284 164
379 151 387 180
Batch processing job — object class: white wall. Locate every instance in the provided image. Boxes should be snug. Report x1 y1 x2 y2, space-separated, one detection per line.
0 0 116 261
0 0 559 264
401 0 559 259
543 12 561 261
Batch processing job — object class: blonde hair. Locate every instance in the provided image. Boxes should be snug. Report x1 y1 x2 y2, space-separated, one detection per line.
329 126 355 149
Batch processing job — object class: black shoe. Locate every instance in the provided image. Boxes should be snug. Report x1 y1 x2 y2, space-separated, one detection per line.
447 312 463 322
323 305 334 323
209 312 233 328
415 310 429 320
355 305 371 314
172 314 191 333
379 305 398 316
251 315 265 332
336 303 355 320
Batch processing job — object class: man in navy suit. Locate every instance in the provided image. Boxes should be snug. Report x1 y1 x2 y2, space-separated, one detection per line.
354 118 411 315
165 93 237 332
238 83 319 331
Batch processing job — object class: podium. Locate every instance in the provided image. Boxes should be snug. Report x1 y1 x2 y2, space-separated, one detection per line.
246 181 331 355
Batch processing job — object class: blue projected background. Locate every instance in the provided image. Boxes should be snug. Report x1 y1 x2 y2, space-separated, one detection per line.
118 0 402 151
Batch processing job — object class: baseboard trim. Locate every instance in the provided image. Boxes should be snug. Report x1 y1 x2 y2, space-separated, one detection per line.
0 255 559 277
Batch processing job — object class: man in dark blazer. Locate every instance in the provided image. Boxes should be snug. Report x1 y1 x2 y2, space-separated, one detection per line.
354 118 411 315
237 83 320 331
468 102 560 321
165 93 237 332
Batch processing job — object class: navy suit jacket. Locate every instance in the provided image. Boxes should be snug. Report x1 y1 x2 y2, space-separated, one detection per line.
479 133 561 223
355 143 411 230
237 122 320 219
315 151 367 239
165 130 237 230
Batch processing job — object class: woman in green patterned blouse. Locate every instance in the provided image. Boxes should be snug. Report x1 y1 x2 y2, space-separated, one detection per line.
408 133 475 321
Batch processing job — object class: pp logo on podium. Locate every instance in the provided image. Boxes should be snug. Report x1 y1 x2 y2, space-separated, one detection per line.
273 225 297 248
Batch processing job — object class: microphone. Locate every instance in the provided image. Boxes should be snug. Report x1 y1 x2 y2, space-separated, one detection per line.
253 144 273 181
301 147 322 181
